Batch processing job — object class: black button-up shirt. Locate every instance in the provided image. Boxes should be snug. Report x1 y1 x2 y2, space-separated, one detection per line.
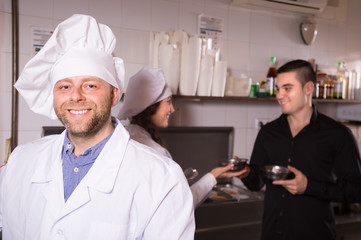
242 106 361 240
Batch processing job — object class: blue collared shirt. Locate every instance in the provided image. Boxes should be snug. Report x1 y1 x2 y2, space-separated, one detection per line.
62 122 116 202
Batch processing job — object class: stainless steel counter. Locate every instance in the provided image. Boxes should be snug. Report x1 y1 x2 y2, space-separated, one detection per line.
195 185 361 240
195 184 264 240
195 200 263 240
335 211 361 240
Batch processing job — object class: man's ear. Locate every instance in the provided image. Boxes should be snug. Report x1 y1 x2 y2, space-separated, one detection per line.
111 87 120 106
304 81 314 96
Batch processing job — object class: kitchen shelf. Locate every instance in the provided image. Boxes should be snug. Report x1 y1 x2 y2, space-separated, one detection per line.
173 95 361 104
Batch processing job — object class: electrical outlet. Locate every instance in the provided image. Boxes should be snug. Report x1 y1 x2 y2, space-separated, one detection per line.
255 118 270 129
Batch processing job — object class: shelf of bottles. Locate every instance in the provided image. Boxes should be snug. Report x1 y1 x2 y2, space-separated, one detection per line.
173 59 361 104
172 95 361 104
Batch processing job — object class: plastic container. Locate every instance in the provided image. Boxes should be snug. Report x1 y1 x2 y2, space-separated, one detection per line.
258 80 269 97
225 74 251 97
233 74 251 97
249 83 258 98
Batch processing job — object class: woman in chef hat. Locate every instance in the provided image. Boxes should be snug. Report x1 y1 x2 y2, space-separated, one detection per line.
118 67 246 208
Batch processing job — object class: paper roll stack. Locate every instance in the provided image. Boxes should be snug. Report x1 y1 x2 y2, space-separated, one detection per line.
197 51 215 96
167 46 180 94
150 29 227 96
211 61 228 97
158 42 180 94
179 35 202 96
151 32 169 68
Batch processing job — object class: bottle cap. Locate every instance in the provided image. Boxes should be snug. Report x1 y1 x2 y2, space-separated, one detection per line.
270 56 276 62
317 73 327 77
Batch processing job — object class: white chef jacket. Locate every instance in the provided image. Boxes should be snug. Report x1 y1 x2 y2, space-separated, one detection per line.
124 124 217 208
0 118 195 240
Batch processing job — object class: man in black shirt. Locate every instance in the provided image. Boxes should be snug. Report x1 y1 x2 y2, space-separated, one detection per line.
239 59 361 240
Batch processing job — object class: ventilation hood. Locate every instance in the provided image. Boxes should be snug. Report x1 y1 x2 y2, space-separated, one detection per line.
231 0 328 16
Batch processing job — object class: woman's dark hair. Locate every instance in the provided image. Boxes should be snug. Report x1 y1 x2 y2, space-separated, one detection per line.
277 59 316 86
131 101 165 147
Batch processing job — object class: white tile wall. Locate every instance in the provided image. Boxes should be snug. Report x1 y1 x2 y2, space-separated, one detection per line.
225 102 248 128
250 12 273 45
347 0 361 29
0 52 12 92
179 2 204 35
0 12 12 52
0 0 11 12
18 0 53 18
227 7 250 42
2 0 361 161
151 0 179 32
118 28 150 64
89 0 122 27
0 92 11 131
225 40 249 75
122 0 151 30
53 0 89 20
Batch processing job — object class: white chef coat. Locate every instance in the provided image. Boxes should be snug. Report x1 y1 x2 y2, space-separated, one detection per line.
0 118 195 240
124 124 217 208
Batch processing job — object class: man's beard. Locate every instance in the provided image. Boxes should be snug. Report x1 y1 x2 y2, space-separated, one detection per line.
55 99 112 139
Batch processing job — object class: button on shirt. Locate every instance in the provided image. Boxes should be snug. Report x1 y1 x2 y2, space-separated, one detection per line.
62 125 116 202
242 106 361 240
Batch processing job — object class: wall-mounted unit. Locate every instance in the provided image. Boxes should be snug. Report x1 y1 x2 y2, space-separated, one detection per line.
231 0 328 16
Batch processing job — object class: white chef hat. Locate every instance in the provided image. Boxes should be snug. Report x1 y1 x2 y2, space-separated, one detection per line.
14 14 125 120
117 67 172 120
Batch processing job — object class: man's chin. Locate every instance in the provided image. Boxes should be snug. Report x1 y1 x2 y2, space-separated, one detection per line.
280 107 289 114
67 128 91 138
65 121 94 137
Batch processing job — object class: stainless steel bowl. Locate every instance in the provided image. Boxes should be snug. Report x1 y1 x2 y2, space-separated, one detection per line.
183 167 199 180
218 158 248 172
262 165 291 180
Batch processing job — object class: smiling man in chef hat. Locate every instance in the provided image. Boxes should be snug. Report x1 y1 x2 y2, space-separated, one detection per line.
0 14 195 239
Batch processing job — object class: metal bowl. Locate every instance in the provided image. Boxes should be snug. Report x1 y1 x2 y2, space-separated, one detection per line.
218 158 248 172
262 165 291 180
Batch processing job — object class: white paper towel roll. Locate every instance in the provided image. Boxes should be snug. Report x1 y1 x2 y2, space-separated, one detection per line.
158 43 181 94
197 53 214 96
211 61 227 97
171 29 188 45
151 32 169 68
170 30 187 94
179 35 202 96
168 46 180 94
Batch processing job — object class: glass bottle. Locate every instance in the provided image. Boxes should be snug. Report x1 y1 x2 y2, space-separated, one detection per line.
334 61 349 99
266 56 277 96
348 69 358 100
326 75 334 99
317 73 327 99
